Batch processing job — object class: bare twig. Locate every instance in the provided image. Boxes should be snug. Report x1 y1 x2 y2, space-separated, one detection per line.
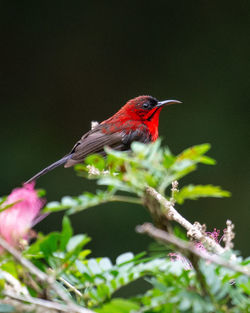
136 223 250 277
145 186 225 254
0 236 95 313
0 237 49 282
59 277 83 298
0 270 29 295
3 290 85 313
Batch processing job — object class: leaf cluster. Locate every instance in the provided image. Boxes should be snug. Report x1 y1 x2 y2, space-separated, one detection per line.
0 141 249 313
1 216 249 313
44 141 230 214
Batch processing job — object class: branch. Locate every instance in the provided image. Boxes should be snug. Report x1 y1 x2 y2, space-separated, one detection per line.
3 290 82 313
136 223 250 277
59 277 83 298
0 236 95 313
145 186 225 254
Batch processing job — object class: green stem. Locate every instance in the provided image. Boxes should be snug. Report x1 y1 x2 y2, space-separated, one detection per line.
110 195 142 205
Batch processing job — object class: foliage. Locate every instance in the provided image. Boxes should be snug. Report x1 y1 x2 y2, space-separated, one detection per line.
1 216 249 312
0 141 249 313
44 141 230 214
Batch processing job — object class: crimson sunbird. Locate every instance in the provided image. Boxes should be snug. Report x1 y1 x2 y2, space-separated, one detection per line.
25 95 181 183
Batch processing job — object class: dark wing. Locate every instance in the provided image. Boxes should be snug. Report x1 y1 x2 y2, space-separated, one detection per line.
65 123 152 168
65 128 124 167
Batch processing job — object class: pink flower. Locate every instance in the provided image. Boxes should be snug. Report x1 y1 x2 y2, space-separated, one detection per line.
195 228 223 253
206 228 222 243
0 182 45 253
169 229 224 270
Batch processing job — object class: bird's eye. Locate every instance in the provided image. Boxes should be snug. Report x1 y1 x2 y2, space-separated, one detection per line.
143 103 150 109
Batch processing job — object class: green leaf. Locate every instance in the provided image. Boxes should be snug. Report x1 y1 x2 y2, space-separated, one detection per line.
44 190 113 214
57 234 91 273
130 141 148 153
96 299 139 313
60 216 73 251
178 143 211 157
98 178 135 194
40 232 61 257
36 188 46 197
179 297 191 310
199 155 216 165
66 234 90 252
163 147 176 169
99 258 113 271
1 262 18 279
116 252 134 265
0 278 5 291
176 143 215 165
68 191 113 214
173 226 188 241
85 154 106 171
175 184 231 204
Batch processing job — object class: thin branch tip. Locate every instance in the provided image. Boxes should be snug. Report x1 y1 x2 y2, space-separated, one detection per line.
145 186 224 254
135 223 151 234
136 223 250 277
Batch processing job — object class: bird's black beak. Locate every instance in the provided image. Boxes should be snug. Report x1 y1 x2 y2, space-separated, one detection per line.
156 99 182 107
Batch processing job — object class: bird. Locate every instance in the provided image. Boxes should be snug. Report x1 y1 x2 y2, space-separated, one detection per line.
25 95 181 184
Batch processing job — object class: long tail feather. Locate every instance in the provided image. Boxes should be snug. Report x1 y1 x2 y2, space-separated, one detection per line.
25 155 71 184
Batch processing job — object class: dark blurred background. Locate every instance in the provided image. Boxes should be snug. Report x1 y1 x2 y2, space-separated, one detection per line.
0 1 249 259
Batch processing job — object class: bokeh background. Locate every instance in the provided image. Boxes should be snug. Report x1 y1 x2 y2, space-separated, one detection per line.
1 1 249 260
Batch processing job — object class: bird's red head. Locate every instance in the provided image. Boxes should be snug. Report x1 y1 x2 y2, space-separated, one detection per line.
120 95 180 120
102 95 181 142
118 95 181 140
